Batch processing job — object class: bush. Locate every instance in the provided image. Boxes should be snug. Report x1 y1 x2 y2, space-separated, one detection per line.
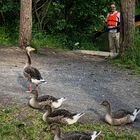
0 27 18 46
121 27 140 66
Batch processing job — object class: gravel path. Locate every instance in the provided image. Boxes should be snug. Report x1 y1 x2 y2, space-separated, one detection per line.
0 46 140 130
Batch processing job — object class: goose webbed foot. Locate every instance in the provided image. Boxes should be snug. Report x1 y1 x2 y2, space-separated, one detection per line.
26 83 32 93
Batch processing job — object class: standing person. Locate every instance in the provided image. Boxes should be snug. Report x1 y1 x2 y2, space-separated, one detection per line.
107 3 120 54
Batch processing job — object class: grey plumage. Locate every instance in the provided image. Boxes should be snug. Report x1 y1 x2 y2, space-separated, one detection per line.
46 123 101 140
101 100 140 125
24 66 43 81
42 105 84 125
37 95 58 102
29 90 66 109
23 47 45 91
47 109 76 118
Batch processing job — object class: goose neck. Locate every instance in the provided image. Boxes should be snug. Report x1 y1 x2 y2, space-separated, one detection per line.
45 105 52 114
26 51 31 65
106 103 112 115
54 129 61 140
33 92 38 100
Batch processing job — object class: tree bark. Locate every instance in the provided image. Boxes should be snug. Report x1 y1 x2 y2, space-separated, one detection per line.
19 0 32 48
120 0 135 56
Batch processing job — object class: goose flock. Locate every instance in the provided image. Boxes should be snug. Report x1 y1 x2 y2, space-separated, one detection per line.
23 46 140 140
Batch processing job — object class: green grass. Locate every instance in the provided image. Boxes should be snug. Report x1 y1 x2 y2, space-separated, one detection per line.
0 26 66 50
32 32 67 50
78 41 98 51
0 27 18 46
110 27 140 74
32 31 98 51
0 105 139 140
0 26 97 51
110 58 140 75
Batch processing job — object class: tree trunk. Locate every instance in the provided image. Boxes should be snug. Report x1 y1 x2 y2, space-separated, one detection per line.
120 0 135 56
19 0 32 48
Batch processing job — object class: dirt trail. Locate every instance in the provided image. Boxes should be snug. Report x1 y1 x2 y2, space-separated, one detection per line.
0 46 140 130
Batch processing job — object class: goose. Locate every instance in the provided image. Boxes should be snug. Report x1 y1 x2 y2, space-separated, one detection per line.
29 90 66 109
23 46 46 92
42 105 85 125
45 123 101 140
101 100 140 126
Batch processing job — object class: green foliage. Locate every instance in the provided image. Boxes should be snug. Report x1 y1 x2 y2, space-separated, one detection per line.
32 31 66 50
0 0 139 53
33 0 115 48
136 0 140 15
0 0 19 26
0 27 10 45
0 27 18 45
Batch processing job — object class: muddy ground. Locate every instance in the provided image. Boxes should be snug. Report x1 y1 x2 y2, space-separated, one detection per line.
0 46 140 130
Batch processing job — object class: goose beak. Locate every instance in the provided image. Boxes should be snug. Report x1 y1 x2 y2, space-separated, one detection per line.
79 112 85 117
26 46 36 52
57 97 67 103
62 97 67 101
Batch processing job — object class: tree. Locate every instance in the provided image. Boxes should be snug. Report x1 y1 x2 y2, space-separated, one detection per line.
33 0 52 31
120 0 135 56
19 0 32 48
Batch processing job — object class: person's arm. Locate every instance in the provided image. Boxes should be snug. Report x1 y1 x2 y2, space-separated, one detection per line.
117 12 120 25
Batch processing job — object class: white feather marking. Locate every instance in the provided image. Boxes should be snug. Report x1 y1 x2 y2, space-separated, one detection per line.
65 113 85 124
42 112 48 122
52 97 66 108
31 78 46 84
130 108 140 121
91 131 101 140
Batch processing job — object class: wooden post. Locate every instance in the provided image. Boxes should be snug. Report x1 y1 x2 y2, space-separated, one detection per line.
19 0 32 48
120 0 135 56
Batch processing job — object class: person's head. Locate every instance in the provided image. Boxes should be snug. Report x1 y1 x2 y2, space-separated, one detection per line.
110 4 116 13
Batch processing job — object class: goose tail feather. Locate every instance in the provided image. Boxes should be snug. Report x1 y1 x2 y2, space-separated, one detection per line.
40 79 47 84
73 112 85 119
133 108 140 116
91 131 101 140
130 108 140 122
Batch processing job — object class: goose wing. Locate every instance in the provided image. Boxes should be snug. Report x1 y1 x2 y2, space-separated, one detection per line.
24 66 42 80
47 115 65 124
48 109 74 118
62 133 90 140
38 100 52 107
112 109 132 118
64 131 89 137
37 95 57 102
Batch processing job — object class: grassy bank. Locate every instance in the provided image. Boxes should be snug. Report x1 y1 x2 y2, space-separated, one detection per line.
0 105 139 140
111 27 140 74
